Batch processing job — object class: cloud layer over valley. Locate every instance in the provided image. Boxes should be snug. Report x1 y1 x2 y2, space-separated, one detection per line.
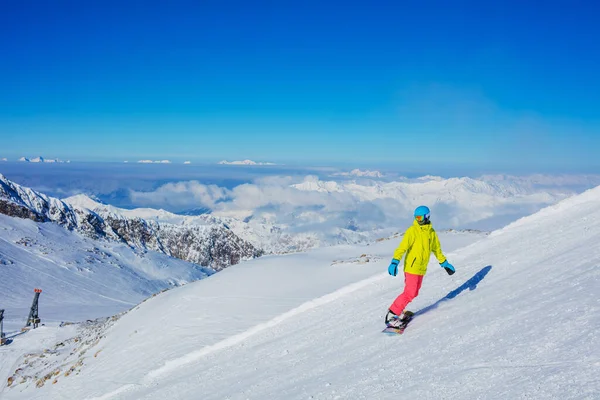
127 174 593 233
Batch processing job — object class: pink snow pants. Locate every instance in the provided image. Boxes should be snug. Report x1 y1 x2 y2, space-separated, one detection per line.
389 272 424 315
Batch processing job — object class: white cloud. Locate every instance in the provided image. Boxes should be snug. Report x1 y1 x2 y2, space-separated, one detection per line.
126 174 589 233
130 181 230 210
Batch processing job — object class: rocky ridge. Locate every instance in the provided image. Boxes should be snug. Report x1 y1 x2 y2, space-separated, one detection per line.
0 174 262 270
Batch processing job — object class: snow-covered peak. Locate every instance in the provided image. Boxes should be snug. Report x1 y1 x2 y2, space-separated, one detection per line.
335 169 384 178
0 172 70 216
218 159 276 165
64 194 191 223
62 194 105 211
138 160 172 164
416 175 444 181
17 156 69 163
479 173 600 189
292 175 343 192
290 175 547 201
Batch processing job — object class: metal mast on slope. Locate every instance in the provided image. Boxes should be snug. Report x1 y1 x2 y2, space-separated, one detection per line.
24 288 42 329
0 309 5 345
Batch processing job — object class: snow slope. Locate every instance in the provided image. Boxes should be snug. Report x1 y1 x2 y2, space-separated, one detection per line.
3 186 600 399
0 230 481 398
0 213 214 332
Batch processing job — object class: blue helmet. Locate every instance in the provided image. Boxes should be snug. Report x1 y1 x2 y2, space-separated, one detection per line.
414 205 430 225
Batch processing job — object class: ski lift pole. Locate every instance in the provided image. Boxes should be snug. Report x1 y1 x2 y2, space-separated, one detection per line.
25 288 42 329
0 309 5 345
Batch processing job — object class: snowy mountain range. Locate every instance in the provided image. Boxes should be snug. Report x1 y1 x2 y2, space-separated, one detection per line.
2 169 593 258
333 168 384 178
282 174 571 230
3 168 590 256
116 172 584 252
1 183 598 399
137 160 172 164
218 159 277 165
0 174 262 271
17 157 69 163
64 193 378 255
0 173 395 260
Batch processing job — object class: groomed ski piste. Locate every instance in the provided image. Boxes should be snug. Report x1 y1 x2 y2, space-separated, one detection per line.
2 187 599 399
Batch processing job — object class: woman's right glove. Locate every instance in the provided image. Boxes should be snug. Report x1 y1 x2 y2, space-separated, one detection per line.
388 259 400 276
440 260 455 275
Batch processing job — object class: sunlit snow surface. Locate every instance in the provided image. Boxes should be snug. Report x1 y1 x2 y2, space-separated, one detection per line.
0 214 214 332
2 187 599 399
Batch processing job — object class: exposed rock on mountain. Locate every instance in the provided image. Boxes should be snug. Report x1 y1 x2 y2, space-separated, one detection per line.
0 174 262 270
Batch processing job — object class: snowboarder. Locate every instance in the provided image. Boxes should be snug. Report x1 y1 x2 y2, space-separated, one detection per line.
385 206 455 328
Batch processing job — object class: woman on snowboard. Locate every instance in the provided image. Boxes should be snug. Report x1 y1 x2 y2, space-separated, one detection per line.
385 205 455 328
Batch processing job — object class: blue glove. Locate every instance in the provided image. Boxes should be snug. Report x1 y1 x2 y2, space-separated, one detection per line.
441 260 455 275
388 259 400 276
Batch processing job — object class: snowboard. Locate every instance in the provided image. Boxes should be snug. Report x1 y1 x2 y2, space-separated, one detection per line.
382 311 414 335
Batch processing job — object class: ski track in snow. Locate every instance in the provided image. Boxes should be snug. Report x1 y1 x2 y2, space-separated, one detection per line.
88 272 388 400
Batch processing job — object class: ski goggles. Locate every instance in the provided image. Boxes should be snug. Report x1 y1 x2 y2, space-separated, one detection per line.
415 213 430 222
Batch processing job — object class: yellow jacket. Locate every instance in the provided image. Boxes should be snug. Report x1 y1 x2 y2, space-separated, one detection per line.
393 220 447 276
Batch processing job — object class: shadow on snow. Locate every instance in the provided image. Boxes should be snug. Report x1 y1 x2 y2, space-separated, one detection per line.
415 265 493 317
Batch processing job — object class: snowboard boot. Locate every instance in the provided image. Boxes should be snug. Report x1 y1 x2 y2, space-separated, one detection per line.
385 310 405 328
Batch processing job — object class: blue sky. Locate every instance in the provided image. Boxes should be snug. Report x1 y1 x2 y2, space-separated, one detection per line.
1 1 599 170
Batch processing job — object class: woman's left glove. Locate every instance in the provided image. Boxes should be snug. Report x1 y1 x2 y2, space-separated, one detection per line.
388 259 400 276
